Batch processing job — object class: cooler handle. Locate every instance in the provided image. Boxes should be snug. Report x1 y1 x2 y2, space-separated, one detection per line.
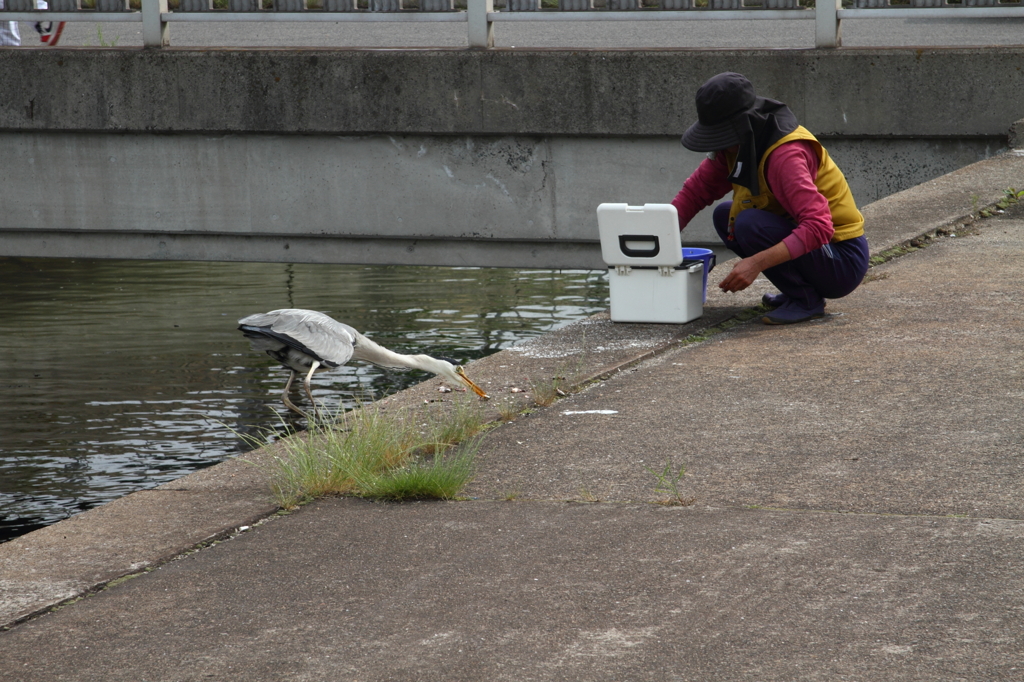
618 235 660 258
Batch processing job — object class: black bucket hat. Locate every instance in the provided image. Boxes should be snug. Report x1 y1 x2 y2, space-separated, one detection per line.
681 72 757 152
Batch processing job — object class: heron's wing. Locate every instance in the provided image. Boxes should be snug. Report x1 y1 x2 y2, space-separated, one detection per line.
238 309 356 367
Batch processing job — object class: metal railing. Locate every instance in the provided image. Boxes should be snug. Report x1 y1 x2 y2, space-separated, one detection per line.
2 0 1022 49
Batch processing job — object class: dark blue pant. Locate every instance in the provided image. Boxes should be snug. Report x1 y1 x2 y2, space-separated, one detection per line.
713 202 869 308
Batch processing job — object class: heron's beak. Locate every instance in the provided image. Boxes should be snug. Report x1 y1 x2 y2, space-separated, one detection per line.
456 366 490 400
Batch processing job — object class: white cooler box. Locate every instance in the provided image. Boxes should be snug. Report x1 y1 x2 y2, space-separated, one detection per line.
597 203 704 324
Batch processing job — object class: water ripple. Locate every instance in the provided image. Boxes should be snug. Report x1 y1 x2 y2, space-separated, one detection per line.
0 258 608 542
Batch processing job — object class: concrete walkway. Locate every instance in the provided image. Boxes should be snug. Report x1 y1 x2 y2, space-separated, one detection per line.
2 149 1024 680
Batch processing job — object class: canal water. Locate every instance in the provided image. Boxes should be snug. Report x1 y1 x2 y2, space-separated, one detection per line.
0 257 609 543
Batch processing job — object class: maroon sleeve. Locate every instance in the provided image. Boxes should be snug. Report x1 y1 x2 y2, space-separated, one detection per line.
671 154 734 232
766 141 834 259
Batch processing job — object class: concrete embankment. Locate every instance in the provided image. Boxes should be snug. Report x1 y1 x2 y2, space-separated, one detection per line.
1 144 1023 679
0 47 1021 266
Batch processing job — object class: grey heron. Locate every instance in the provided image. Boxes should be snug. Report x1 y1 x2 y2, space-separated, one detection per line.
238 308 490 416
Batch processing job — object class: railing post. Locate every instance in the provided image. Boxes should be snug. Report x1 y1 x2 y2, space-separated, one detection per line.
142 0 169 48
815 0 841 48
467 0 494 48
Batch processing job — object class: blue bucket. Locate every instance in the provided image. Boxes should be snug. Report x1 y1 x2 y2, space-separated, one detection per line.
682 248 716 303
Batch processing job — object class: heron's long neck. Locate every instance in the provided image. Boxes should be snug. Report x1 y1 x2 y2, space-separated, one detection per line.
353 335 432 372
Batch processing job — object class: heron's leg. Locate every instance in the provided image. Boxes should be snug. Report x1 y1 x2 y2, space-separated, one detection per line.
303 361 321 416
280 370 307 417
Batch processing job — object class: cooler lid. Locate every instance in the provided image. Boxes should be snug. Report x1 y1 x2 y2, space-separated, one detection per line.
597 203 683 267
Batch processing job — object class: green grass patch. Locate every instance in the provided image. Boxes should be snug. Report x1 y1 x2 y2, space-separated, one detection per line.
530 374 567 407
979 187 1024 218
647 458 696 506
496 397 521 422
868 242 922 268
351 442 479 501
528 335 589 407
246 399 486 508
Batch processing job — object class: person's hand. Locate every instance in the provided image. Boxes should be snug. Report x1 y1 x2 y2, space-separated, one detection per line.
717 241 793 294
718 257 761 293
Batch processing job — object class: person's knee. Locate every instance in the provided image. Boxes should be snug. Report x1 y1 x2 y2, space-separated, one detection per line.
732 209 794 253
713 201 732 225
712 202 733 242
731 211 768 252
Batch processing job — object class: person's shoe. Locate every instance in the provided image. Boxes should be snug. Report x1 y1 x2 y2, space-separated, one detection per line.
762 298 826 325
761 292 788 309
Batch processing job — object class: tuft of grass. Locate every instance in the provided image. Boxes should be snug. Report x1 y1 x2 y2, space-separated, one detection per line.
417 399 484 455
647 459 696 507
496 398 520 422
530 374 567 407
247 399 486 508
351 440 479 501
861 271 890 284
95 25 119 47
528 332 589 408
980 187 1024 217
869 244 919 267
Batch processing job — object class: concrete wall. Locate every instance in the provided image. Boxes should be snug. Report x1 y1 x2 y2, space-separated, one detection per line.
1 48 1021 268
